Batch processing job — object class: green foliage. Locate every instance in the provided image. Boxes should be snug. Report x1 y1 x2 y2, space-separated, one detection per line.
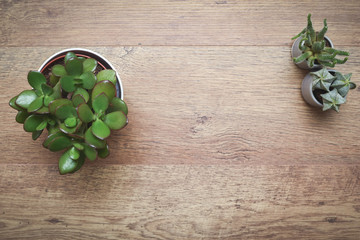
292 14 349 68
320 89 346 112
9 52 128 174
332 72 356 97
97 69 117 85
311 68 356 112
54 53 98 92
310 68 335 92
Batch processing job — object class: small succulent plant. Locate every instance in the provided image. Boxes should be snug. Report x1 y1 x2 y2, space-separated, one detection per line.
9 52 128 174
292 14 349 68
310 68 356 112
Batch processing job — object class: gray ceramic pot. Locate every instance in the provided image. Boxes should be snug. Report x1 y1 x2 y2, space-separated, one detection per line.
291 36 334 70
38 48 124 99
301 69 336 108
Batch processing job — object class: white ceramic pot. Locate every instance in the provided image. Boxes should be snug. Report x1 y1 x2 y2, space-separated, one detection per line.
301 69 336 108
291 36 334 70
38 48 124 99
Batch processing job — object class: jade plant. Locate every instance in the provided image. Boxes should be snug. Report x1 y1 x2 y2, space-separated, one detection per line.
9 52 128 174
292 14 349 68
310 68 356 112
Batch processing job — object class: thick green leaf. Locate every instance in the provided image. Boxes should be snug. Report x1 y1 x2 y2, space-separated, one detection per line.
35 106 50 114
92 119 110 139
64 117 77 128
59 149 78 175
73 88 89 102
98 144 110 159
43 95 53 107
16 111 30 123
24 115 44 132
41 83 53 96
48 135 73 152
104 111 128 130
65 58 83 76
71 153 85 173
69 147 80 160
60 75 76 92
59 121 81 134
91 80 116 102
92 93 109 114
72 94 86 107
73 142 84 150
15 90 37 109
48 125 61 135
83 58 97 72
49 81 62 100
74 123 86 137
43 131 65 148
85 127 106 149
84 144 97 161
9 96 23 111
32 130 43 140
49 99 72 114
35 120 48 131
52 64 67 77
50 74 60 86
65 52 77 63
55 105 77 120
27 96 44 113
80 72 96 90
77 103 94 123
28 71 46 90
66 132 85 140
97 70 117 85
108 97 128 115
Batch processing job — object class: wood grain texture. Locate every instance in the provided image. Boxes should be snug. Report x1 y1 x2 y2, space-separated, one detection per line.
0 0 359 46
0 165 360 240
1 0 360 239
1 47 360 165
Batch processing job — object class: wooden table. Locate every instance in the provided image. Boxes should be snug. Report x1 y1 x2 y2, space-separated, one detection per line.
1 1 360 239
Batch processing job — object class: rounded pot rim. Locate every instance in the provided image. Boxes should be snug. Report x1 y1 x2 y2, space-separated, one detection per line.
38 48 124 100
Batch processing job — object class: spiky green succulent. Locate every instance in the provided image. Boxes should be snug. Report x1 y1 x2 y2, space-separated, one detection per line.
310 68 336 92
311 68 356 112
292 14 349 68
9 52 128 174
320 89 346 112
332 72 356 97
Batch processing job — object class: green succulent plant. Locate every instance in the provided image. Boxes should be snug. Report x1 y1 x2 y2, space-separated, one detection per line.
292 14 349 68
310 68 356 112
332 72 356 97
320 89 346 112
9 52 128 174
311 68 336 92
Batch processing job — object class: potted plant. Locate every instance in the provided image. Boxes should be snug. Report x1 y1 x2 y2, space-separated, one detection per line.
9 49 128 174
291 14 349 70
301 68 356 112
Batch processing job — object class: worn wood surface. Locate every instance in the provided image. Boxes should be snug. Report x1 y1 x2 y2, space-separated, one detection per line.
1 0 360 239
1 0 360 46
1 165 360 240
1 46 360 166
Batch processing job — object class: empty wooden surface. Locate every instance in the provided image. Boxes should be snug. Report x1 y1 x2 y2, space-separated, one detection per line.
1 0 360 239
